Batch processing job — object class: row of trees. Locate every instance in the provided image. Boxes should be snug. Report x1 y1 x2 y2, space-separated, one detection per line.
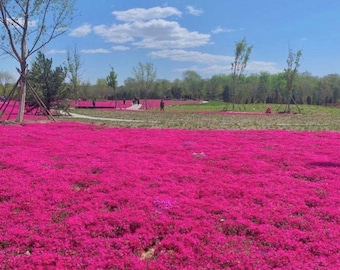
0 1 338 123
102 70 340 107
1 56 340 110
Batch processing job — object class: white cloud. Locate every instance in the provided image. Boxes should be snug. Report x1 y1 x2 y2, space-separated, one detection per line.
150 49 233 64
132 19 210 49
112 6 181 22
112 45 130 51
186 6 203 16
73 6 209 51
27 19 38 28
175 61 280 77
46 49 67 54
174 65 228 76
93 24 134 43
199 65 229 74
94 19 210 49
80 48 110 54
151 49 280 76
247 61 281 74
6 17 37 28
212 26 237 34
70 23 92 37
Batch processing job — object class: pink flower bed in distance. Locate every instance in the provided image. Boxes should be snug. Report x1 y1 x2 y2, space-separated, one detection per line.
0 122 339 269
73 99 202 110
1 101 53 121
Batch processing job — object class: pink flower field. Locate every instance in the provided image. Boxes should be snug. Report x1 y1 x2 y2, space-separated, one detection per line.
73 99 202 110
0 122 339 269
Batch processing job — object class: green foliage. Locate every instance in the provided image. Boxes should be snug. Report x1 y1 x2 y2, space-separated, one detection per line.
0 71 14 96
73 70 340 108
231 38 253 106
106 67 118 105
131 62 157 98
183 70 203 99
256 72 270 102
207 74 230 100
152 79 172 99
106 68 118 90
27 51 67 109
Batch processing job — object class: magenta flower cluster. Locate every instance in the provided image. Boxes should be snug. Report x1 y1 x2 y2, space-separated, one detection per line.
0 122 339 269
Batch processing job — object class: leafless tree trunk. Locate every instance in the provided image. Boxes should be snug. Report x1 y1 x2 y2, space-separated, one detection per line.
67 46 82 107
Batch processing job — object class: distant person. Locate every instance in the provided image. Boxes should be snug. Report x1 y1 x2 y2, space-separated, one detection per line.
160 99 165 111
92 99 96 108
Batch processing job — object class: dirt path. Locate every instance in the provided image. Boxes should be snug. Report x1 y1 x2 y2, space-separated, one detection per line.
69 112 145 122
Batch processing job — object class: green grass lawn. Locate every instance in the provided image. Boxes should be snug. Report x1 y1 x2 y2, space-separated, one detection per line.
61 101 340 131
166 101 340 114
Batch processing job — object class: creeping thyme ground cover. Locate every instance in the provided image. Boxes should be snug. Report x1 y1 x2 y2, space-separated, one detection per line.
0 122 339 269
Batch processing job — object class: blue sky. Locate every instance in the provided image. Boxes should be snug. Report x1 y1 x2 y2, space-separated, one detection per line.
2 0 340 85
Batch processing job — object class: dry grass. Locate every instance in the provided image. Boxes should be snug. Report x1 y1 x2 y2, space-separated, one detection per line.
58 102 340 131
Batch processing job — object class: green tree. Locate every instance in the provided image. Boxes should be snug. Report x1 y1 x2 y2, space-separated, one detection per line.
256 72 270 103
230 37 253 109
244 74 259 103
0 71 14 96
131 62 156 98
106 67 118 108
153 79 171 99
207 74 231 100
123 77 138 99
296 72 318 104
320 74 340 104
77 81 91 100
183 70 202 99
95 78 110 100
171 79 184 100
271 72 286 104
0 0 75 122
27 52 67 110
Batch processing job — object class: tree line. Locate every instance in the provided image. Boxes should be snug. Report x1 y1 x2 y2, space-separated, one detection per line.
0 0 340 122
1 58 340 110
2 38 338 111
117 70 340 106
1 1 339 122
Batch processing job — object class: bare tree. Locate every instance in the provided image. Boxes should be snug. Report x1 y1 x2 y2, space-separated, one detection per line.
0 0 75 122
67 45 82 106
230 37 253 109
283 48 302 113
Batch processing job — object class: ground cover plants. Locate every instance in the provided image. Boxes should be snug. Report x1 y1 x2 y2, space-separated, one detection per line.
68 101 340 131
0 122 339 269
